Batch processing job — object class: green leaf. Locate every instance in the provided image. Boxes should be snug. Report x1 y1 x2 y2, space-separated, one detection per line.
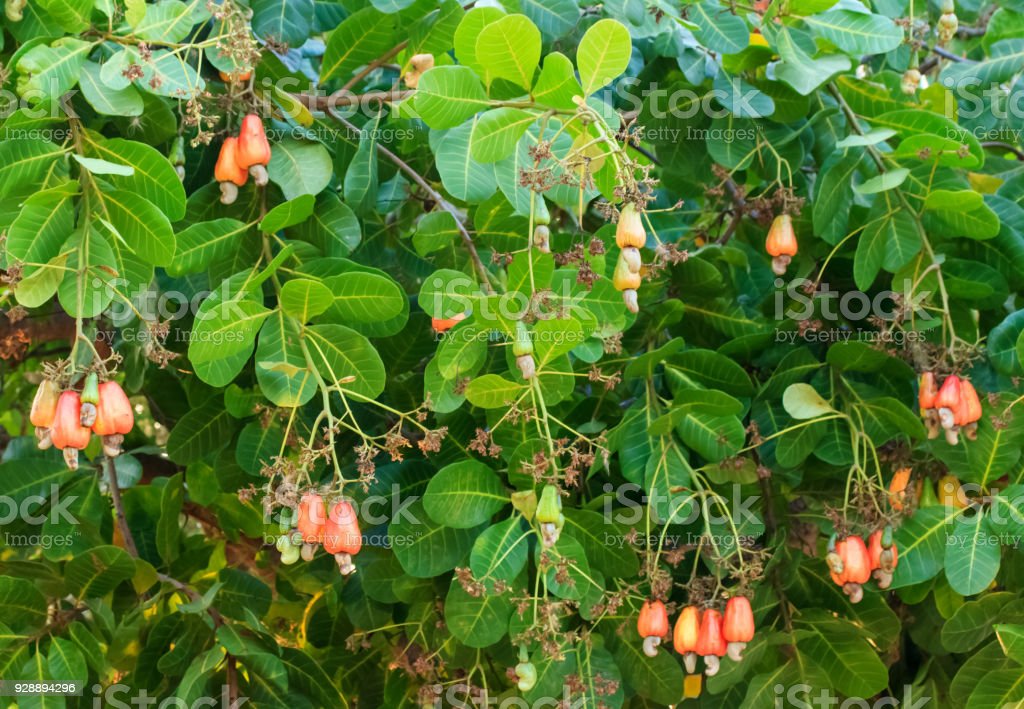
469 517 530 582
37 0 92 32
0 140 66 200
267 139 333 201
97 189 176 265
82 135 187 220
577 18 633 95
389 500 481 577
413 66 489 129
319 271 405 323
217 568 272 619
15 37 92 102
476 13 540 90
519 0 577 38
430 116 498 202
423 460 508 528
989 310 1024 376
79 61 143 116
607 629 684 705
533 51 582 109
945 513 1002 596
166 399 236 463
871 109 984 169
304 324 387 399
255 311 317 407
251 0 312 45
57 227 117 318
891 505 959 587
470 108 537 163
156 473 185 564
465 374 527 408
793 611 889 698
189 296 270 367
782 383 834 420
813 149 862 243
453 6 505 76
321 7 396 82
343 113 380 214
289 192 361 257
133 0 198 42
6 183 76 279
942 592 1015 653
689 2 748 55
136 48 205 98
66 546 136 598
803 10 903 55
260 194 315 233
0 576 48 632
47 637 87 683
854 167 909 194
413 210 460 256
444 578 512 648
280 278 332 322
942 38 1024 86
169 218 250 277
924 189 1000 239
773 26 851 95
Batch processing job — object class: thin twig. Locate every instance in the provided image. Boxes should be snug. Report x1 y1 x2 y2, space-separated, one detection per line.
340 41 409 93
105 457 138 557
295 89 413 111
981 141 1024 161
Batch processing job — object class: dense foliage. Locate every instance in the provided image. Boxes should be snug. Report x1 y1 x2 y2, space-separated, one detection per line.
1 0 1024 706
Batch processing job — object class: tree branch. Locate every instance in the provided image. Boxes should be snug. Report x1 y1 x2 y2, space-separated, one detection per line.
105 457 139 557
294 89 413 112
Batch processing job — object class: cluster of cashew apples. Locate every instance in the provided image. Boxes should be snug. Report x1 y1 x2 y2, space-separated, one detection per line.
637 595 755 677
827 527 898 602
277 492 363 574
613 204 646 313
215 113 272 204
918 372 983 444
31 374 134 470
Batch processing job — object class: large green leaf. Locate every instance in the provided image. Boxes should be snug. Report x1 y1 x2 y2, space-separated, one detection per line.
444 578 512 648
320 6 396 82
423 460 508 528
389 500 481 577
255 310 317 407
803 10 903 55
304 324 387 399
65 546 136 598
267 139 333 201
413 66 489 129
